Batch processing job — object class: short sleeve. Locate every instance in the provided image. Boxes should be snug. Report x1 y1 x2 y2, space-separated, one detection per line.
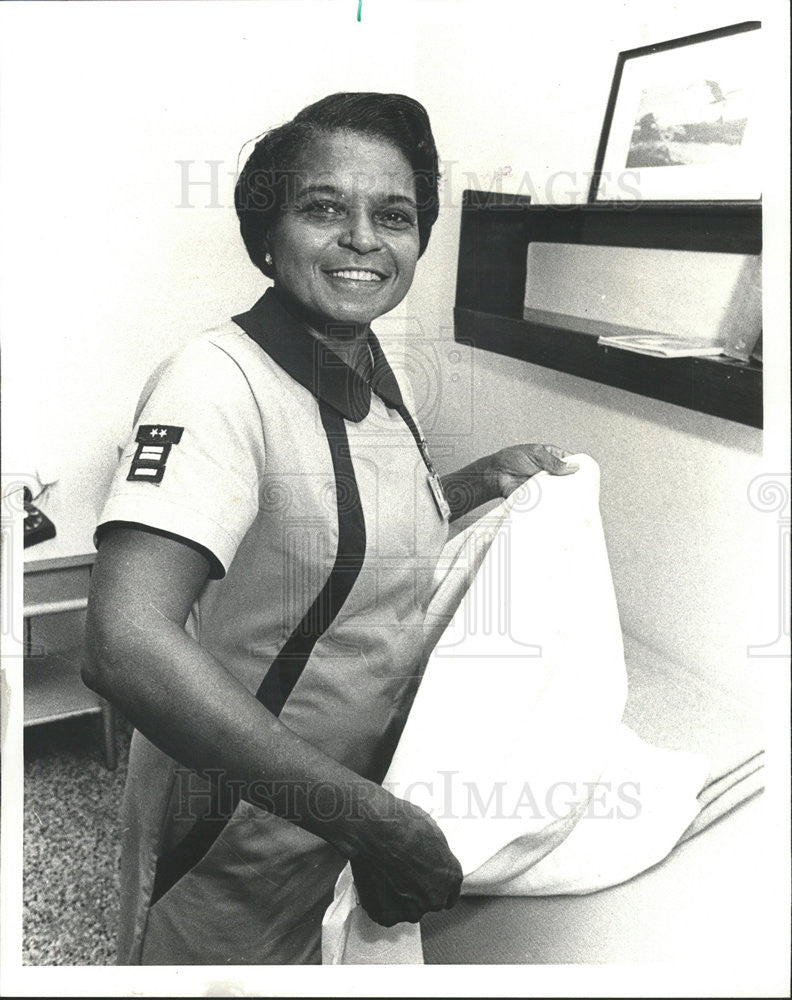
95 337 264 577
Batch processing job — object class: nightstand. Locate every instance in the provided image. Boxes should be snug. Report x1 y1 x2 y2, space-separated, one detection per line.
24 552 117 769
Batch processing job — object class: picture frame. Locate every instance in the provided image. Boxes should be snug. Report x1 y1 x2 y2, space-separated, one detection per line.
588 21 762 202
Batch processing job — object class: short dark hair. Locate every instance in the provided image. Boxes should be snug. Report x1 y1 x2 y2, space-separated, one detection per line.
234 92 440 276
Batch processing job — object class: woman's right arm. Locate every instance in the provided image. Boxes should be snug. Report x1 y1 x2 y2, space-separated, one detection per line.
84 525 462 926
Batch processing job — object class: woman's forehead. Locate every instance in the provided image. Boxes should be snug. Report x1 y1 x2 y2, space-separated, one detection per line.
288 130 416 201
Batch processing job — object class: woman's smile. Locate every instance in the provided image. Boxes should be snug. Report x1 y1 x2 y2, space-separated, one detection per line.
324 268 386 283
265 131 420 332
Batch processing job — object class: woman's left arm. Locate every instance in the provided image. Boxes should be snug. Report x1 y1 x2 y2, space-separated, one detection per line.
440 444 579 521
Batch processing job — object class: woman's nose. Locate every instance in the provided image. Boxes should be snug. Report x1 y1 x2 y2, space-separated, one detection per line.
338 210 382 254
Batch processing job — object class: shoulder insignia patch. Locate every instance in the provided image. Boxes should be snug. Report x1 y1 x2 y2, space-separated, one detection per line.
127 425 184 484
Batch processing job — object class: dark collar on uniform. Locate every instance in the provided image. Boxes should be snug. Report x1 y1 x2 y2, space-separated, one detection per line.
231 287 405 422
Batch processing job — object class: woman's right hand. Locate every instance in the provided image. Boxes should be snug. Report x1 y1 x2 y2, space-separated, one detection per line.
349 796 463 927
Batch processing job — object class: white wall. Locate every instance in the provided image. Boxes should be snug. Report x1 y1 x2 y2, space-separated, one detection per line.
2 1 788 685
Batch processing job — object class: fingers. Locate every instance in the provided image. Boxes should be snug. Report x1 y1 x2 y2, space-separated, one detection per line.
377 901 425 927
444 877 462 909
350 798 463 926
351 853 462 927
539 444 579 475
356 885 434 927
499 444 579 481
369 888 458 927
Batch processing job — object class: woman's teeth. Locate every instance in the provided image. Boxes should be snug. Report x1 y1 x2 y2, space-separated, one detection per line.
328 270 383 282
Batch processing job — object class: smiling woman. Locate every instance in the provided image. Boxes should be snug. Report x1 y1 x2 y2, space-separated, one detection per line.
234 92 438 370
83 91 576 966
266 132 420 341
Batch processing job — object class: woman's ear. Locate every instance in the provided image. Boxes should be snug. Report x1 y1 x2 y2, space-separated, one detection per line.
260 236 274 276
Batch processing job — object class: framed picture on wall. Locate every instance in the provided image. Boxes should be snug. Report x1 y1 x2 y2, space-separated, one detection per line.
589 21 762 202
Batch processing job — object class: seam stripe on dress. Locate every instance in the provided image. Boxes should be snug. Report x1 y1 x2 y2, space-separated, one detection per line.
256 403 365 710
149 400 366 907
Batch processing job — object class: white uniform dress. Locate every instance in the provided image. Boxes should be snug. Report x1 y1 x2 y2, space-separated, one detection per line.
96 288 450 964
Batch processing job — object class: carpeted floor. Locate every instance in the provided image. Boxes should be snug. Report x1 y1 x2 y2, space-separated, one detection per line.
23 713 133 965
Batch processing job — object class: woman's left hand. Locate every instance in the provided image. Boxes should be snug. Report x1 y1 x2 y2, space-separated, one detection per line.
491 444 579 499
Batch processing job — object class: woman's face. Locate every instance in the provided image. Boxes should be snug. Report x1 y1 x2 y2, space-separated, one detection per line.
265 130 421 330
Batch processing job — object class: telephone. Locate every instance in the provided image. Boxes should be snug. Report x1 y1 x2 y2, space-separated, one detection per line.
23 486 56 547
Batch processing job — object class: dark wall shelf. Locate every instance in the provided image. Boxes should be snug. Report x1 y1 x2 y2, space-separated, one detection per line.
454 191 763 428
456 308 763 428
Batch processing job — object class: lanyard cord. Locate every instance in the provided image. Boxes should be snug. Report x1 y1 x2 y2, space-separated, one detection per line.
368 353 451 520
365 334 443 484
394 404 439 479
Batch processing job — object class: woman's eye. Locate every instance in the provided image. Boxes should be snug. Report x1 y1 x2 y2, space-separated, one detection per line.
378 209 415 229
303 200 342 218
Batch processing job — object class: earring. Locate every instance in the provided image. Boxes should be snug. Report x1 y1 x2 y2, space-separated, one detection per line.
264 251 273 267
